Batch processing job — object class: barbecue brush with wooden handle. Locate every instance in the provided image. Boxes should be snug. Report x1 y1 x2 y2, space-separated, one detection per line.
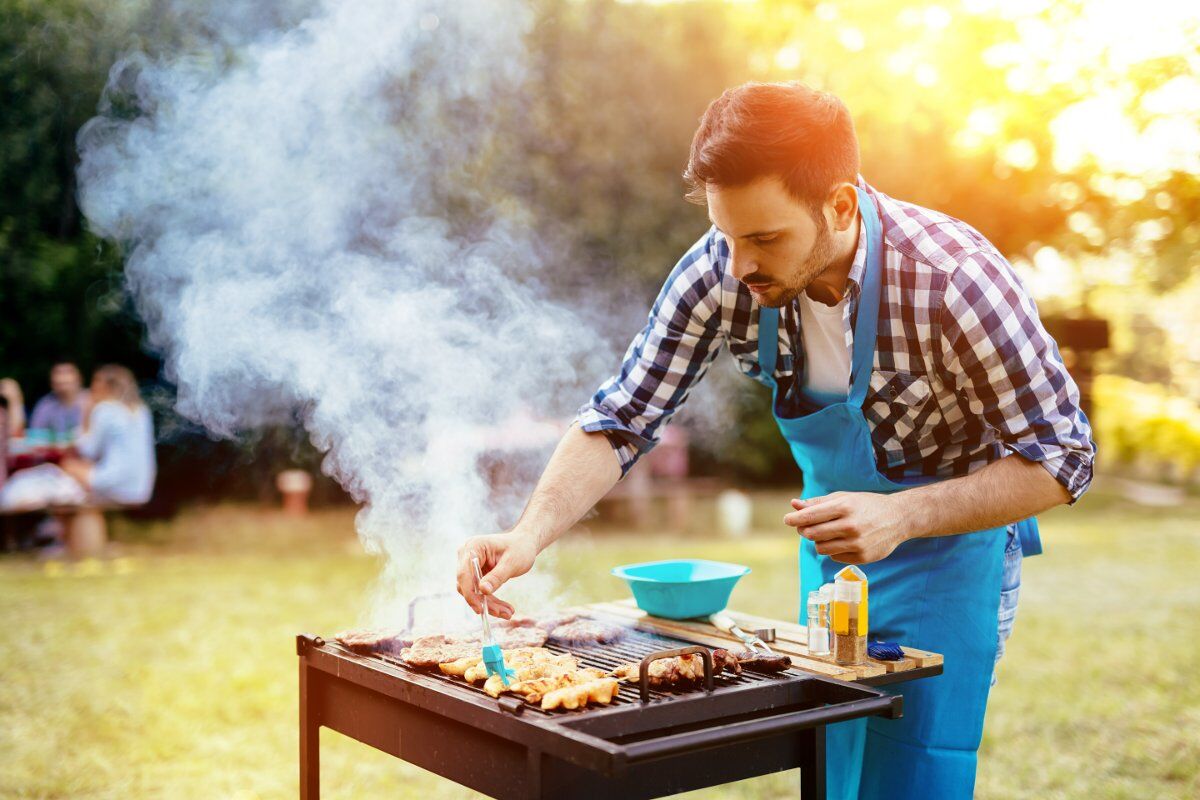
472 556 516 686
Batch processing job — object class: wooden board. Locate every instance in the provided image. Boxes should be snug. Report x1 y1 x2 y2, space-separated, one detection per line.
582 601 859 680
717 607 943 669
582 599 942 682
583 601 877 680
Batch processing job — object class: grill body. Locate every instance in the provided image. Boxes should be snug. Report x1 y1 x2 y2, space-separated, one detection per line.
297 626 940 799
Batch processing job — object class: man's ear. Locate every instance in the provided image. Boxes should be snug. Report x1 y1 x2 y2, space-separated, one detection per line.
827 182 859 232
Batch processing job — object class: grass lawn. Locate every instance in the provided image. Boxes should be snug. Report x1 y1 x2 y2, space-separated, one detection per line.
1 481 1198 799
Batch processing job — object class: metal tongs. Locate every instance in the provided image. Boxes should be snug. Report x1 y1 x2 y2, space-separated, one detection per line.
709 610 775 655
471 556 516 686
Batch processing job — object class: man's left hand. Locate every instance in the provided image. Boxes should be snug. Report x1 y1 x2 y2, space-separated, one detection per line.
783 492 911 564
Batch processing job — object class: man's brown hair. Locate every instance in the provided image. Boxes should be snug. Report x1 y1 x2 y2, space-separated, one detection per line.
684 81 860 214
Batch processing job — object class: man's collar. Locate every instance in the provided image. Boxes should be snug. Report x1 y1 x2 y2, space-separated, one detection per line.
846 176 873 297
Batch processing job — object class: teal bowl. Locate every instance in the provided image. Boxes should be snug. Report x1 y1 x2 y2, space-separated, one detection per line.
611 559 751 620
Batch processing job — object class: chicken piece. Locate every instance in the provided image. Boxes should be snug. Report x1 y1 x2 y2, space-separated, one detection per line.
523 667 606 704
610 653 703 685
463 648 568 684
711 648 742 676
489 671 575 700
437 655 482 677
481 657 581 697
610 650 737 687
540 678 620 711
548 619 627 647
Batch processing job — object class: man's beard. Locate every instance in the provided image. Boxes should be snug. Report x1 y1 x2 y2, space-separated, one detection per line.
758 220 837 308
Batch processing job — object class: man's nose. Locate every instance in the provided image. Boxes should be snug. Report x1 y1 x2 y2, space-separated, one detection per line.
728 244 756 282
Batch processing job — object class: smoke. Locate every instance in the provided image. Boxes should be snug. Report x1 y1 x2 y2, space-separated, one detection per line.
76 0 618 629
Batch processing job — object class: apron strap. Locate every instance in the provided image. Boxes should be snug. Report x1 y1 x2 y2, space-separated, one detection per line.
847 187 884 408
757 306 780 381
756 187 882 401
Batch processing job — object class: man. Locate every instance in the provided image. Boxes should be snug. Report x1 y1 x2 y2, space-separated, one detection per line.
456 82 1094 798
28 362 89 436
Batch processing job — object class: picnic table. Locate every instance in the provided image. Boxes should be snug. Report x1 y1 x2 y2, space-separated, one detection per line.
1 437 131 558
4 437 75 475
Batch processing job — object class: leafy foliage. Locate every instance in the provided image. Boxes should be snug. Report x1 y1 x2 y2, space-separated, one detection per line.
2 0 1197 502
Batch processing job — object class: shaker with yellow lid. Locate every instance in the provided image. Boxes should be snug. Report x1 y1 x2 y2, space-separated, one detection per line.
831 565 868 665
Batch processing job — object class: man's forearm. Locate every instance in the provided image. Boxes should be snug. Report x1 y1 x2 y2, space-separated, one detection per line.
901 454 1072 540
514 423 623 551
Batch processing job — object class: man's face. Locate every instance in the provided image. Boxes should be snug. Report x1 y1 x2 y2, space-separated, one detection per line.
706 176 837 308
50 364 81 400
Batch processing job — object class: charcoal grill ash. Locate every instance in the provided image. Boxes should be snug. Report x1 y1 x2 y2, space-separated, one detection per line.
297 623 941 799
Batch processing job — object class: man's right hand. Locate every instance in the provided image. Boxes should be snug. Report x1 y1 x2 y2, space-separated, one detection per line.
455 531 540 620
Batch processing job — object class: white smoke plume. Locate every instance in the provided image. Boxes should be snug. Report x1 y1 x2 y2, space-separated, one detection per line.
76 0 619 629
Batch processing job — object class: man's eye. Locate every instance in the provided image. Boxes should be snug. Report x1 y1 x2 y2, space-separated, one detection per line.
753 235 778 245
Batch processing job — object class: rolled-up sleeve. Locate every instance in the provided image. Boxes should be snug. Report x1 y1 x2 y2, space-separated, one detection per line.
938 250 1096 501
576 230 726 475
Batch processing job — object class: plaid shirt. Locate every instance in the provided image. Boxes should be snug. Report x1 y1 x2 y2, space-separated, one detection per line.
577 179 1095 500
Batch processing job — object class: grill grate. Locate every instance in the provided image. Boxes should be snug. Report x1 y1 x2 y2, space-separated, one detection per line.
373 624 793 714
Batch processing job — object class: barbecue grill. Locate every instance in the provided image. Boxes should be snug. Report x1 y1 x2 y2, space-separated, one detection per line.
297 621 941 799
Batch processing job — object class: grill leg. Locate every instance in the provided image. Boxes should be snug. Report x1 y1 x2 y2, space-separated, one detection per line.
300 661 320 800
799 726 826 800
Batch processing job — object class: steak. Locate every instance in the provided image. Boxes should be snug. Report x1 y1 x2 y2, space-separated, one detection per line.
548 619 626 646
333 628 412 656
729 648 791 673
399 628 548 669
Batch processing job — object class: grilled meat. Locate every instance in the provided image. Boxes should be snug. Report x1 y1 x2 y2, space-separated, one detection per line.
494 627 549 649
470 650 576 687
399 635 482 669
522 667 607 705
610 653 704 686
610 649 738 687
548 619 626 647
540 677 620 711
482 663 604 700
438 654 484 677
711 648 742 676
333 628 412 656
400 627 548 669
533 612 579 632
729 648 791 673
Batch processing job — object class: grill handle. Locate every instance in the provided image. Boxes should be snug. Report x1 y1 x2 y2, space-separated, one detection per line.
622 692 903 764
637 645 713 704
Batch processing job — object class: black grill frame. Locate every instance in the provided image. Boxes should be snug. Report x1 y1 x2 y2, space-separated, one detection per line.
297 620 941 799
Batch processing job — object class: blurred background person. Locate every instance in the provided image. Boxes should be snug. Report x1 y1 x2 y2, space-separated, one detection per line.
0 378 26 438
28 362 89 437
59 365 156 506
0 365 155 516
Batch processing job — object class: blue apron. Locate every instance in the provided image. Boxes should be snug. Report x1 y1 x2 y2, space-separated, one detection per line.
754 188 1023 799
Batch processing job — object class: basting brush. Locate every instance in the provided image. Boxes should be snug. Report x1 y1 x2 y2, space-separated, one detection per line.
472 556 516 686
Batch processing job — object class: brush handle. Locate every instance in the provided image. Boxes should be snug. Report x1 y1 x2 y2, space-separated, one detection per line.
471 556 493 642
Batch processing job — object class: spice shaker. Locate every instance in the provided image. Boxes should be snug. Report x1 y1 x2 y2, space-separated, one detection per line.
807 584 833 656
832 565 868 665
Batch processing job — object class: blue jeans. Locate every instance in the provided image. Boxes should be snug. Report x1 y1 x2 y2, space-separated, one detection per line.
992 525 1023 685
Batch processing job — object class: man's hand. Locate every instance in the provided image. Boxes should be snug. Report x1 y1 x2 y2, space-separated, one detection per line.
783 492 910 564
455 531 540 619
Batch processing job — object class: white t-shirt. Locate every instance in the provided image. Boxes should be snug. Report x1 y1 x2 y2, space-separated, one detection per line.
797 291 851 405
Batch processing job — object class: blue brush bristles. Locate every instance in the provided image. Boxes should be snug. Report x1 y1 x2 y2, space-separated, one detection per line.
867 641 904 661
